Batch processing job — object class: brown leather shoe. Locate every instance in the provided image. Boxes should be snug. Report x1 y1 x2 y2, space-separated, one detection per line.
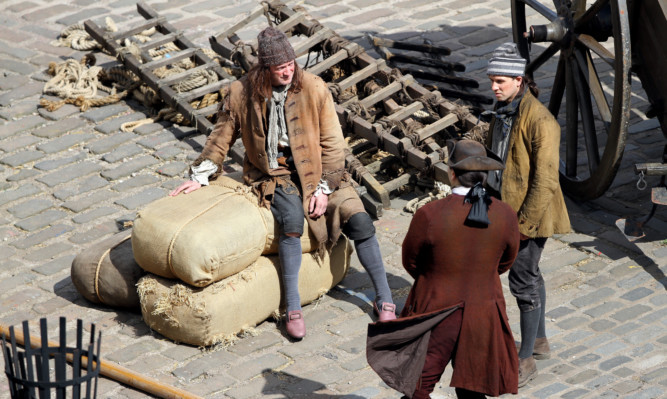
286 310 306 339
373 302 397 322
518 356 537 388
533 337 551 359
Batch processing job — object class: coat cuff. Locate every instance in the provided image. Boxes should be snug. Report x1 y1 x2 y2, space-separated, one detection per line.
321 168 346 191
518 214 539 237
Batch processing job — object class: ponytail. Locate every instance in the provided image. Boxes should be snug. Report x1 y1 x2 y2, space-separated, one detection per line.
523 75 539 97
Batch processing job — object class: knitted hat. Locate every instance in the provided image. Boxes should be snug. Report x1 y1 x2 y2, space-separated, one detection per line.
257 27 296 67
447 139 504 171
487 42 526 77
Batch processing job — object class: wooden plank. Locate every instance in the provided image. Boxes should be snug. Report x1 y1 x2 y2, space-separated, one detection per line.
345 148 390 207
136 1 234 81
276 12 306 33
139 48 197 71
357 186 383 219
215 5 267 40
158 61 219 86
293 27 333 56
84 19 122 55
307 49 348 75
370 35 451 56
415 113 458 141
365 155 399 174
634 162 667 176
193 103 220 117
382 171 415 193
138 32 182 52
174 80 229 103
334 59 386 92
307 41 362 75
384 101 423 122
113 17 165 41
356 77 413 109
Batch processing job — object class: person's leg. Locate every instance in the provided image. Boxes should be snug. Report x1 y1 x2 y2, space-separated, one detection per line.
537 282 547 339
271 184 306 338
344 213 394 318
412 309 462 399
508 237 547 386
278 234 302 312
517 308 540 359
532 283 551 359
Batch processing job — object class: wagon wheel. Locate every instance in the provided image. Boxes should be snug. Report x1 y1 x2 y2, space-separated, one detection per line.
511 0 631 200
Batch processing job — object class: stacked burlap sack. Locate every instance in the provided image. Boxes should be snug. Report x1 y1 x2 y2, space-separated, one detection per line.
71 174 352 346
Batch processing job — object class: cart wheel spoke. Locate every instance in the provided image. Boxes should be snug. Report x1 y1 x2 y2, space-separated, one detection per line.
575 0 611 30
565 57 580 178
526 43 559 76
576 33 614 66
573 43 612 125
570 52 600 171
517 0 558 21
548 55 566 118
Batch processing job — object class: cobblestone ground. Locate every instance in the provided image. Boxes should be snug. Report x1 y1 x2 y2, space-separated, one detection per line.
1 0 666 398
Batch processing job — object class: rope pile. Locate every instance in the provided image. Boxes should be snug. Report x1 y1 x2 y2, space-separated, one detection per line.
42 18 234 129
404 181 452 213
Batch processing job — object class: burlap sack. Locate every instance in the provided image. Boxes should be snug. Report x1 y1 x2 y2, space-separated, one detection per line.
137 237 351 346
71 229 144 308
132 175 318 287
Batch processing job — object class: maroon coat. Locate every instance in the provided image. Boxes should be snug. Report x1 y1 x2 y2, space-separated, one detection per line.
401 193 520 396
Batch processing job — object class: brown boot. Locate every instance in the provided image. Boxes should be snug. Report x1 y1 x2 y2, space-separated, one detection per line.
518 356 537 388
533 337 551 359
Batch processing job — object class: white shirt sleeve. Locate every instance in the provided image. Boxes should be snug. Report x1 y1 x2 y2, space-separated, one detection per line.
312 179 334 197
189 159 218 186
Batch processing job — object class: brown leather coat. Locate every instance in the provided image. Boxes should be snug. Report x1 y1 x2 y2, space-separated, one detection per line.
196 71 364 246
486 90 571 238
399 194 520 396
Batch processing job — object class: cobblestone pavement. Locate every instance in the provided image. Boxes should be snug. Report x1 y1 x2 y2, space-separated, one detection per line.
1 0 666 398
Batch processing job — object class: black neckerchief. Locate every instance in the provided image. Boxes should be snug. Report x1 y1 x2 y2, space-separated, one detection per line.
464 183 492 227
482 89 525 138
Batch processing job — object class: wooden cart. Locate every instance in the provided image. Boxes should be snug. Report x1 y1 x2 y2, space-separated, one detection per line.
511 0 667 200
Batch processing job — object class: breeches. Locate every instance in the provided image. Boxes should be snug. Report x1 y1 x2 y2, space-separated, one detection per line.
412 308 463 399
508 237 547 312
269 184 375 240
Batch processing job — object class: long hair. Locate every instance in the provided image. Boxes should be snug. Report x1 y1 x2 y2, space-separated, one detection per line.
453 169 488 188
247 62 303 102
522 75 539 98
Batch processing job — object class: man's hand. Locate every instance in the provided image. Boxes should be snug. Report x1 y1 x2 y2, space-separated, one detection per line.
169 181 202 196
519 233 530 241
308 193 328 218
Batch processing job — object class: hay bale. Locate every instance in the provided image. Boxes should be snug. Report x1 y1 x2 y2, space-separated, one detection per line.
71 230 144 308
137 237 351 346
132 175 318 287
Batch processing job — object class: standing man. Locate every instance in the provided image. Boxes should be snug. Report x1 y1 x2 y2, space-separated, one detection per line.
170 27 396 340
367 139 520 399
485 42 571 386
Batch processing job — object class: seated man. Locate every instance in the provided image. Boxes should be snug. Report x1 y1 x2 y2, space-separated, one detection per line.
170 27 396 340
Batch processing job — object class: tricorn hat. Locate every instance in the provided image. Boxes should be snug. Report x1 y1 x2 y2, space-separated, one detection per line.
447 139 504 171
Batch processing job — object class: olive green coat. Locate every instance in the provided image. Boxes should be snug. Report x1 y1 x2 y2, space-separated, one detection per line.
196 71 364 246
486 90 571 238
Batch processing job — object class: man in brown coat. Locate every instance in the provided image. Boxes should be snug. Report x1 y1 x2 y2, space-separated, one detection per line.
485 42 571 386
367 139 520 398
170 27 396 340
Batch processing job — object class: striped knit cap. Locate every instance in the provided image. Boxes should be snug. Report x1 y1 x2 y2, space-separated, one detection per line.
487 42 526 77
257 27 296 67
